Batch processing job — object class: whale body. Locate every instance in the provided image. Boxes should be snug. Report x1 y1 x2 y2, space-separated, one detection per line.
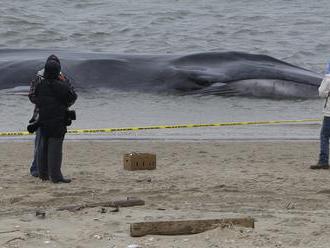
0 49 322 98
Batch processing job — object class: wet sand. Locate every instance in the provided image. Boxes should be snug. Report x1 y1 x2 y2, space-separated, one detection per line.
1 140 330 247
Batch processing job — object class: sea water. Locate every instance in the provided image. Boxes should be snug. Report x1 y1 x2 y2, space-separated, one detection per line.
0 0 329 140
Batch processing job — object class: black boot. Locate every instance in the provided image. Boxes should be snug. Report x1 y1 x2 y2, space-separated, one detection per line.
51 177 71 183
39 175 49 181
310 164 329 170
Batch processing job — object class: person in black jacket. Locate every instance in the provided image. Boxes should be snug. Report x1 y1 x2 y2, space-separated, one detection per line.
28 54 66 177
32 57 77 183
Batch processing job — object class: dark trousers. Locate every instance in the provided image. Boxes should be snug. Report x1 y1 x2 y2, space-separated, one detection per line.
319 116 330 165
30 129 41 176
37 135 64 181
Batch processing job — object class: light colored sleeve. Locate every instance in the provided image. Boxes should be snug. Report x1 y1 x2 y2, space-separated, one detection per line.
318 74 330 98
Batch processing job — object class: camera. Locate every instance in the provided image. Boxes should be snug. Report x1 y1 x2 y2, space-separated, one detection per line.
66 110 76 120
27 120 40 133
65 109 76 126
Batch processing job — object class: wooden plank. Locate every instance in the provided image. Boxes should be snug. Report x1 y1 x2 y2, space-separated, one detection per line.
57 198 145 212
130 217 254 237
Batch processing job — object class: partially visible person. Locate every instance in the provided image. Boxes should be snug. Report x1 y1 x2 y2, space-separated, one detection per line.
29 56 77 183
28 55 66 177
311 62 330 169
29 129 40 177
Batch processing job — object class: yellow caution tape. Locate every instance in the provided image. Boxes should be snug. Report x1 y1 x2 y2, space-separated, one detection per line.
0 118 321 137
0 131 31 136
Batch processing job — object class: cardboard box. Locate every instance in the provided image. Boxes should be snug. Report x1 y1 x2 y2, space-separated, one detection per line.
123 153 156 171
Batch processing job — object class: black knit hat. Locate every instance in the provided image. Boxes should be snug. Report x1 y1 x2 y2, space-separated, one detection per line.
44 60 61 79
47 54 60 65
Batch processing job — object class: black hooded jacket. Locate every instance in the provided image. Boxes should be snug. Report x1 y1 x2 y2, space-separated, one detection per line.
34 60 77 137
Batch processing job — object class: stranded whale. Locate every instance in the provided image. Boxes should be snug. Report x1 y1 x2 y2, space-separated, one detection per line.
0 49 322 98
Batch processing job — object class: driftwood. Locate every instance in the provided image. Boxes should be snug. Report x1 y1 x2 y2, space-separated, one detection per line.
130 217 255 237
57 198 145 212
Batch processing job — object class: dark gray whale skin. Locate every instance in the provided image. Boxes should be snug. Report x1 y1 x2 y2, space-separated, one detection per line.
0 49 322 98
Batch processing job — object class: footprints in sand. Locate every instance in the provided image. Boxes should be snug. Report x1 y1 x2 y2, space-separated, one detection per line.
51 190 96 197
210 184 240 193
2 196 25 204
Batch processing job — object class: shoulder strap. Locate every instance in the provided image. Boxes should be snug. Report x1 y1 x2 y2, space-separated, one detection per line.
325 94 329 109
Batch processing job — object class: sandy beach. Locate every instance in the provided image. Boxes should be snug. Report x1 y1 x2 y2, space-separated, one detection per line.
1 139 330 247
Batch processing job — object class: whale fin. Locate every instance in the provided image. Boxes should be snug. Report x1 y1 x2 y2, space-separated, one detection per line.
189 83 240 96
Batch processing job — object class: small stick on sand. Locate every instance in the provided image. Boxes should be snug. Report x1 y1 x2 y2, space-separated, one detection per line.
57 198 145 212
0 230 20 235
4 237 25 244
